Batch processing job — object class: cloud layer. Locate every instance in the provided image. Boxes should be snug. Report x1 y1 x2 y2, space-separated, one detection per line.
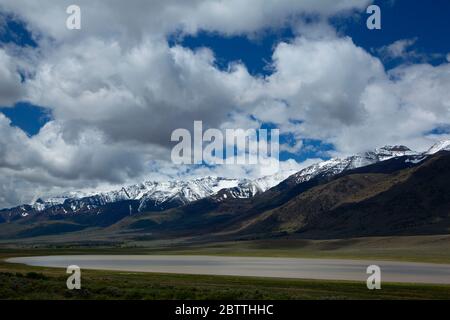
0 0 449 208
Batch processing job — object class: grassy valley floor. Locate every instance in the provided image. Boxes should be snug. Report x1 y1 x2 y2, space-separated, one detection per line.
1 234 450 300
1 257 450 300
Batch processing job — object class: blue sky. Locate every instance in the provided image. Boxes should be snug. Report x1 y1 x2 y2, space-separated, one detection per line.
0 13 36 47
2 0 449 155
168 0 450 160
174 0 450 73
0 0 449 207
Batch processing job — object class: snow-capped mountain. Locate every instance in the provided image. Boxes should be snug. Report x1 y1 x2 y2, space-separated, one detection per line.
426 140 450 154
3 140 450 220
291 145 420 184
135 177 243 211
29 177 236 213
13 174 292 217
214 170 298 201
23 145 420 214
289 141 450 185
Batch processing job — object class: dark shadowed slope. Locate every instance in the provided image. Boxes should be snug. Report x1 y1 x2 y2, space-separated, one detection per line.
228 151 450 239
117 152 436 239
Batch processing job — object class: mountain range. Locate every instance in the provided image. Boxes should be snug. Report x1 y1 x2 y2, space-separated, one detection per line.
1 140 449 241
0 172 297 220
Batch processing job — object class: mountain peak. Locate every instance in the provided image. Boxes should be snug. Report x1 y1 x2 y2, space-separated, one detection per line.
426 140 450 155
377 145 411 152
370 145 416 161
291 144 419 185
15 173 291 215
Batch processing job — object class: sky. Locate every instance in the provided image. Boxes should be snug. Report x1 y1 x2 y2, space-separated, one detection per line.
0 0 449 208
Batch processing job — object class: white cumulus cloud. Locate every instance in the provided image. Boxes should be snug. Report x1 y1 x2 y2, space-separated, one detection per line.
1 0 450 208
